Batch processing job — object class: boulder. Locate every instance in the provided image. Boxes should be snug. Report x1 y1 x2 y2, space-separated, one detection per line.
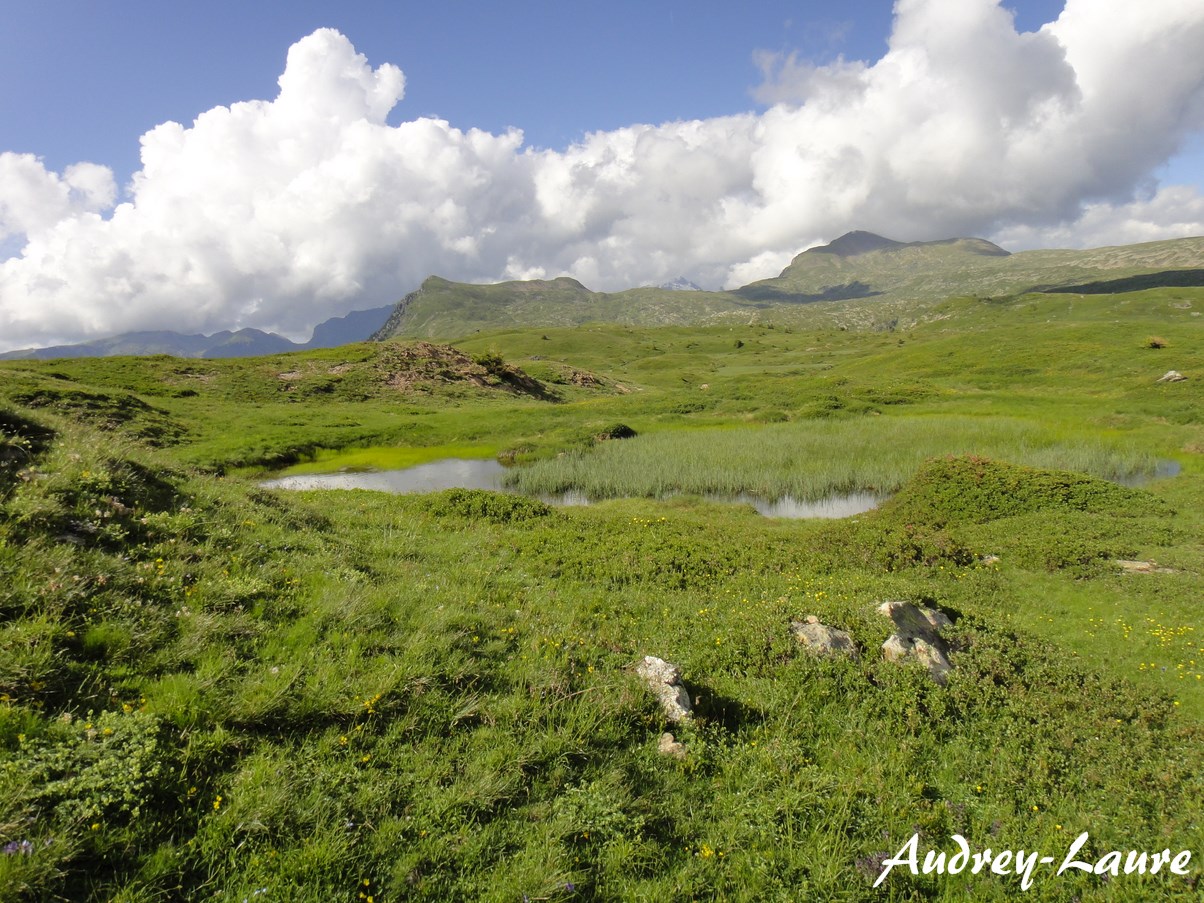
789 615 858 658
636 655 693 722
877 600 953 685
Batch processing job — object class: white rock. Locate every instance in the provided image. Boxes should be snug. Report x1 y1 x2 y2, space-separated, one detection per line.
637 655 693 722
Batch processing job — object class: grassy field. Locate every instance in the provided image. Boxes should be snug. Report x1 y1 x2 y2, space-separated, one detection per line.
1 284 1202 901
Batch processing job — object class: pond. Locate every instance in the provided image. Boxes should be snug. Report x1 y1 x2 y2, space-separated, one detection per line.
260 457 882 519
261 456 1179 520
261 458 508 493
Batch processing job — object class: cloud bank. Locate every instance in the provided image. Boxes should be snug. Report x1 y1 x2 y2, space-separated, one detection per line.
2 0 1203 350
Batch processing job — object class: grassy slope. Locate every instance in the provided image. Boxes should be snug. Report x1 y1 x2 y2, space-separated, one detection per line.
1 285 1203 900
745 235 1204 304
374 236 1204 341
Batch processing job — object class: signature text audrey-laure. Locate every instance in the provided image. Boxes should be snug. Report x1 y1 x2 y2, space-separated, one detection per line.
874 832 1192 891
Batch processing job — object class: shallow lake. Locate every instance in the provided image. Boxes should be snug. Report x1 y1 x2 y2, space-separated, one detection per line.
260 457 882 519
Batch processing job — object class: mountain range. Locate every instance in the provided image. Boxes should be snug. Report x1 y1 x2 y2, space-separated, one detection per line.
6 231 1202 358
0 305 394 361
372 231 1204 340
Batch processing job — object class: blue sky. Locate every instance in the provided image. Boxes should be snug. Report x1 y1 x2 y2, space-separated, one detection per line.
1 0 1201 350
2 0 1073 183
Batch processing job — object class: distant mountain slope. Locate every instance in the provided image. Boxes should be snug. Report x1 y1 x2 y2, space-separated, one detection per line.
0 329 297 361
373 232 1204 341
370 275 756 339
741 232 1203 305
305 305 394 348
656 277 705 291
0 306 393 361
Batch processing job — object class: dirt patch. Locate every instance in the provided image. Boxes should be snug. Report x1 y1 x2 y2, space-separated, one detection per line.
569 368 602 387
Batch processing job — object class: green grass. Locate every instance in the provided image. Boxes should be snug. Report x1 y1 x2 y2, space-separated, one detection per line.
1 281 1203 900
503 415 1159 501
276 442 501 475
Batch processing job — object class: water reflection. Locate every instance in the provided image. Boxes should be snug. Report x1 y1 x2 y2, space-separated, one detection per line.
260 458 506 493
725 491 883 518
1114 459 1181 487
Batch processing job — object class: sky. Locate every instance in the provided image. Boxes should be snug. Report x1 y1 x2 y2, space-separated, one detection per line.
1 0 1202 351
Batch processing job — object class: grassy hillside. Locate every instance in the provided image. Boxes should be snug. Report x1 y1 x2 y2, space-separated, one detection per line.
373 234 1204 342
1 279 1203 900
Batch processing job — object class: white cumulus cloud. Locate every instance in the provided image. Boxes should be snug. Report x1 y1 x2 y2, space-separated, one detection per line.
1 3 1203 351
0 154 115 241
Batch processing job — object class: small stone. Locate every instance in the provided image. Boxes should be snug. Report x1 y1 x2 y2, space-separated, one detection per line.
790 618 858 658
637 656 693 722
658 732 688 759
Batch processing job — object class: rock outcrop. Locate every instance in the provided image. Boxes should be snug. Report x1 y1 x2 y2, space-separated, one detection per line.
878 601 954 685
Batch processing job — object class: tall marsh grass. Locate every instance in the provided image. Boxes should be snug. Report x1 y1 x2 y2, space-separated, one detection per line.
503 415 1159 500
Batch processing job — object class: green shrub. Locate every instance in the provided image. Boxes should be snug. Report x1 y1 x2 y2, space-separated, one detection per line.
593 423 637 442
883 455 1169 526
421 488 553 523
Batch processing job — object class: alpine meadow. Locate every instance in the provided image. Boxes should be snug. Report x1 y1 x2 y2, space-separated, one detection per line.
4 1 1204 899
2 228 1203 901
